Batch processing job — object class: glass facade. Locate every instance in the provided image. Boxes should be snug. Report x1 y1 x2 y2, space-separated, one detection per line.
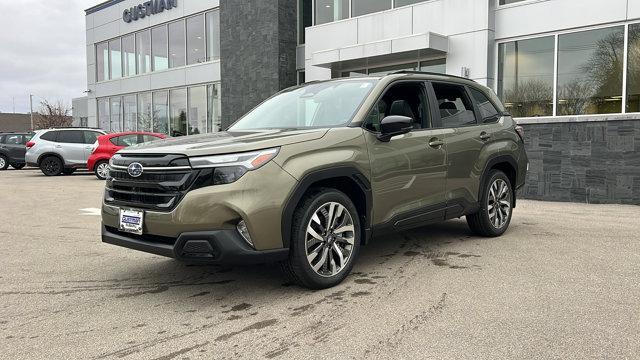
299 0 312 44
498 36 554 117
315 0 349 25
97 83 221 136
187 15 205 64
341 59 445 77
96 9 220 82
628 24 640 112
352 0 391 17
168 20 186 68
394 0 426 7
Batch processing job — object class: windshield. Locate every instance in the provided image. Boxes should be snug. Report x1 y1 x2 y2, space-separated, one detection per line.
229 79 377 130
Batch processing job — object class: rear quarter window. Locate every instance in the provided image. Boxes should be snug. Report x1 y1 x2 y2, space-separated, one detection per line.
40 131 58 142
470 87 500 123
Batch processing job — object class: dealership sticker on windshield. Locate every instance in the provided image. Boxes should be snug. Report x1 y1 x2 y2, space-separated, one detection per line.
119 208 144 235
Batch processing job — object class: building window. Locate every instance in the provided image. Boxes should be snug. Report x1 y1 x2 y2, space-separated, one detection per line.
168 20 186 68
123 94 137 131
187 15 205 65
368 63 416 76
498 36 554 117
315 0 349 25
122 34 136 77
152 25 168 71
96 42 108 82
207 84 221 132
97 98 109 130
188 86 207 134
108 39 122 79
80 117 88 127
153 90 169 134
420 58 446 73
499 0 526 5
626 24 640 112
299 0 312 44
205 10 220 61
136 30 151 74
351 0 391 17
557 26 624 115
137 92 152 131
109 97 122 132
394 0 424 7
170 88 187 136
297 71 306 85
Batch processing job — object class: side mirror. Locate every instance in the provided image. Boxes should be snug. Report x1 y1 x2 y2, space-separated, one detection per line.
377 115 413 142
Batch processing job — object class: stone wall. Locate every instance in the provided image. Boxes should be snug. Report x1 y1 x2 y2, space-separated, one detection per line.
520 120 640 205
219 0 297 128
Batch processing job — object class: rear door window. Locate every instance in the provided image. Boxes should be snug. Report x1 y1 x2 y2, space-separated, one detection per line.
141 134 162 143
57 130 85 144
469 87 500 123
5 135 22 145
83 131 101 144
432 82 477 128
113 134 139 146
40 131 59 142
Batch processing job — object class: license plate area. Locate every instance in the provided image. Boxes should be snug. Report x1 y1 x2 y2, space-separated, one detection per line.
119 208 144 235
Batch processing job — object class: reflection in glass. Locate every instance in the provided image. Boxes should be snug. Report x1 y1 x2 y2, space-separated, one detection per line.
187 15 205 64
394 0 425 6
97 98 109 130
170 88 187 137
136 30 151 74
96 42 108 82
207 84 221 132
152 25 168 71
315 0 349 25
498 36 554 117
109 39 122 79
420 58 446 74
299 0 312 44
557 27 624 115
168 20 185 68
341 69 367 77
188 86 207 135
152 91 169 134
137 92 152 132
627 24 640 112
205 11 220 61
352 0 391 17
123 95 137 131
122 34 136 77
109 97 122 132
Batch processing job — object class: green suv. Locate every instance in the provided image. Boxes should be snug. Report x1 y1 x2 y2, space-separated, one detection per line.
101 72 528 289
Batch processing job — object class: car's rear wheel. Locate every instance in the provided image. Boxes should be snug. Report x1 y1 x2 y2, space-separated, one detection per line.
467 170 513 237
281 188 361 289
94 160 109 180
11 163 25 170
40 156 63 176
0 155 8 170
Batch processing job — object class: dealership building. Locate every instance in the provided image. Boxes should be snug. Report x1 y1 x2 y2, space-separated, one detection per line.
84 0 639 204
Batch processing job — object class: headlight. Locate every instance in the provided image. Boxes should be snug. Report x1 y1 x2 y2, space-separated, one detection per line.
189 148 279 185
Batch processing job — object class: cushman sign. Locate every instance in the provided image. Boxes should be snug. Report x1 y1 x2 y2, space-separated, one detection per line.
123 0 178 23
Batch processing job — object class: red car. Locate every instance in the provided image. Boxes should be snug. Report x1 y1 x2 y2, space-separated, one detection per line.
87 132 166 179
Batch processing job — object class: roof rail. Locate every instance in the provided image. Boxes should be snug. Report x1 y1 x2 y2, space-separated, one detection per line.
45 126 103 130
390 70 472 81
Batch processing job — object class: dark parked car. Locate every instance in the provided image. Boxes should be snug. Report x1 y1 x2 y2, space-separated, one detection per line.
0 132 34 170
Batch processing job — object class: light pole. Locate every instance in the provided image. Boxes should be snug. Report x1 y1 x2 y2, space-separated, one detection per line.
29 94 35 130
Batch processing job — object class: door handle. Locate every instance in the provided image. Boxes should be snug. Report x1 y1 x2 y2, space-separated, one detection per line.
479 132 491 141
428 138 444 148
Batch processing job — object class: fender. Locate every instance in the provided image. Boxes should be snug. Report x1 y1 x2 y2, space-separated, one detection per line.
479 154 519 207
37 152 65 166
281 166 373 248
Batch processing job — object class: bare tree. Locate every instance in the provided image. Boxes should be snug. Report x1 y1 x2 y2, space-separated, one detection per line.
35 100 72 129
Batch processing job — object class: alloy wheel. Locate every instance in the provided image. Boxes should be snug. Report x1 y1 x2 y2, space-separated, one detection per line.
487 178 511 229
305 202 355 277
0 157 6 169
96 162 110 179
43 158 61 175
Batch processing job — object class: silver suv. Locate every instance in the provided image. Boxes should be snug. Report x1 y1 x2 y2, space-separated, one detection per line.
26 128 106 176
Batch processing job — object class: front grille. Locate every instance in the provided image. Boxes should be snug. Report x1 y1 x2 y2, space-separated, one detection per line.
104 154 199 211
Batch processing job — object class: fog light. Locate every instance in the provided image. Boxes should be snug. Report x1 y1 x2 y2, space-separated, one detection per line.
237 220 254 248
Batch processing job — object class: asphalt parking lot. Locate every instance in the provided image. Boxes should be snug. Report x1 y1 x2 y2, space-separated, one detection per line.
1 168 639 359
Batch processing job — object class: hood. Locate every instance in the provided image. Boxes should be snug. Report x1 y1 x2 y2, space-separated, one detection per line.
119 128 329 157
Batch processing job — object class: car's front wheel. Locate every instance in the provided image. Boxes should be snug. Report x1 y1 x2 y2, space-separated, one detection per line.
467 170 513 237
40 156 63 176
94 160 109 180
0 155 8 170
281 188 361 289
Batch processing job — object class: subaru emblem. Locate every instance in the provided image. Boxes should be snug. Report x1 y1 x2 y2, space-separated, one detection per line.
127 162 144 178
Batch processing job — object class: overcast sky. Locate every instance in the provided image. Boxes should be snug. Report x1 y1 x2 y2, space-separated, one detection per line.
0 0 99 114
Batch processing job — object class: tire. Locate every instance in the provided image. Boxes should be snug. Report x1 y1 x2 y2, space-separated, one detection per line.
63 168 76 175
280 188 361 289
11 163 25 170
40 156 63 176
0 155 8 170
467 170 514 237
94 160 110 180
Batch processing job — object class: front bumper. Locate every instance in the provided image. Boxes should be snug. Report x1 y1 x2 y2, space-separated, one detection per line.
102 225 288 265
